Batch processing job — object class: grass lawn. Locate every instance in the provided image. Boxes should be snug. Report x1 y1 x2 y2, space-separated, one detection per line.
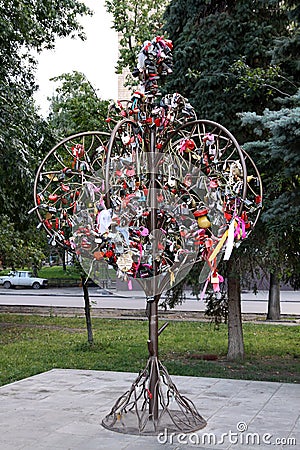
38 265 81 280
0 314 299 387
1 265 116 281
38 266 80 280
0 265 81 280
38 265 117 281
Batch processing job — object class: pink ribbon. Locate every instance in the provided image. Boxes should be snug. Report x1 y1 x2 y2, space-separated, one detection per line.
234 217 246 240
134 243 143 278
212 274 224 293
200 278 210 301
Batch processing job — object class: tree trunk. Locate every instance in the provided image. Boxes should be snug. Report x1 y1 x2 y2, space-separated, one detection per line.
227 259 245 361
81 275 93 344
62 247 67 272
267 272 281 321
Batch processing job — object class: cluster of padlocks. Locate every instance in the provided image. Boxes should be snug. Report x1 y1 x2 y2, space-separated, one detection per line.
33 37 262 296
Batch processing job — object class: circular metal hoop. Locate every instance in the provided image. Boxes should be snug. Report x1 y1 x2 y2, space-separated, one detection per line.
241 148 263 233
162 119 248 204
106 99 133 131
33 131 110 249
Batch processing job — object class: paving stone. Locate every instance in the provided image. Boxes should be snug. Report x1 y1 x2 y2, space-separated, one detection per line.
0 369 299 450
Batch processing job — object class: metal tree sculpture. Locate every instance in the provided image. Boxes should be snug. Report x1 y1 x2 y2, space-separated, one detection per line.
32 36 262 435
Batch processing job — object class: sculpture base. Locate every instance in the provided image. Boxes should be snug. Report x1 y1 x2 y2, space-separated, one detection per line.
102 357 206 435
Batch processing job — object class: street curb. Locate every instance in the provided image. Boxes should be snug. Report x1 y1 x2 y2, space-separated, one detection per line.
0 290 144 299
0 304 299 324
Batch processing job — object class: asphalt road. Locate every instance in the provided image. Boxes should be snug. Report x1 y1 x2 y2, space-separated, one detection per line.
0 287 299 315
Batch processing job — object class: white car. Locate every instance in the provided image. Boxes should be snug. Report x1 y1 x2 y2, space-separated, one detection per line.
0 271 48 289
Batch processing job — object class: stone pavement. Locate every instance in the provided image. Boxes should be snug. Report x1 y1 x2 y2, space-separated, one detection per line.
0 369 299 450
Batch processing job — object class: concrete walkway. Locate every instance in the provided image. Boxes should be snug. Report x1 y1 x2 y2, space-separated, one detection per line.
0 369 299 449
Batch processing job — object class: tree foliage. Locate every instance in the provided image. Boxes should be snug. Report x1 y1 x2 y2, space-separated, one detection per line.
163 0 299 287
0 90 52 228
105 0 170 83
48 71 109 137
163 0 299 139
0 216 46 270
240 90 300 288
0 0 90 70
0 0 91 229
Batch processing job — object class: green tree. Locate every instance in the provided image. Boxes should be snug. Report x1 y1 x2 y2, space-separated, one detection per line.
241 90 300 290
48 71 109 137
0 0 90 73
270 1 300 82
0 87 58 229
234 2 299 319
0 1 99 342
0 216 45 270
0 0 91 229
105 0 170 86
163 0 297 139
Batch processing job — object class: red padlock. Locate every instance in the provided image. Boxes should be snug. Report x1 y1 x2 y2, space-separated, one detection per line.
61 183 70 192
49 194 58 202
241 211 251 229
44 219 52 230
154 117 161 127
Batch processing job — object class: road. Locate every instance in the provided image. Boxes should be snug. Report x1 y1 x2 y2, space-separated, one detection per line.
0 287 299 315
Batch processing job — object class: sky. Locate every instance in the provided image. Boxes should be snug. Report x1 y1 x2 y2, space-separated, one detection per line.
34 0 118 116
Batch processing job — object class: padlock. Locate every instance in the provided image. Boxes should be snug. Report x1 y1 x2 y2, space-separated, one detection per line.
48 236 56 246
126 167 135 177
115 242 124 254
193 208 211 229
49 194 58 202
94 251 104 261
62 167 72 176
60 183 70 192
211 272 219 284
117 251 133 272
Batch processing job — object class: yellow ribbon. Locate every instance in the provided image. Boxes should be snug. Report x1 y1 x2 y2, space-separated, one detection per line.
169 269 175 286
208 220 237 262
208 229 229 262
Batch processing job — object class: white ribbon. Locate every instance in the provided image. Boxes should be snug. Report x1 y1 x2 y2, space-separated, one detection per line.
224 219 235 260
